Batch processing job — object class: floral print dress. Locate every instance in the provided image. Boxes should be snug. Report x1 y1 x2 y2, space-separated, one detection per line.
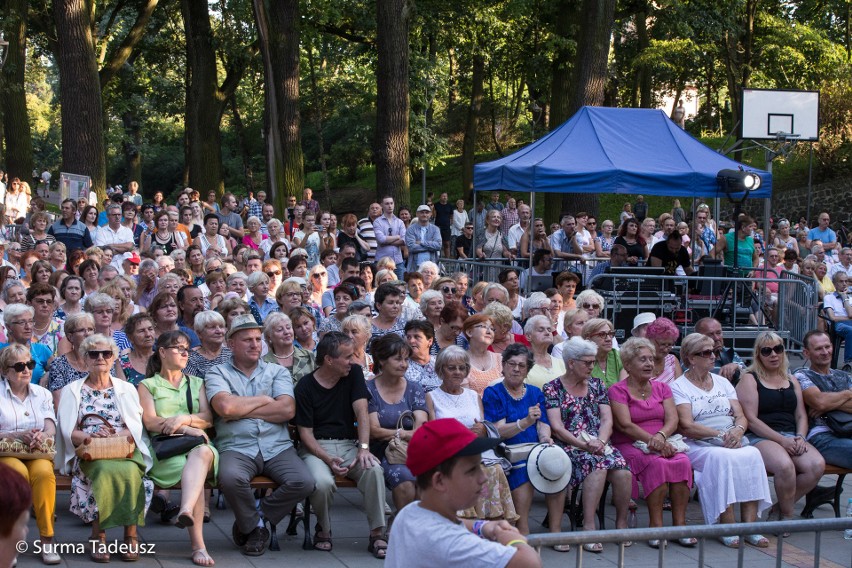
70 385 153 523
543 377 628 488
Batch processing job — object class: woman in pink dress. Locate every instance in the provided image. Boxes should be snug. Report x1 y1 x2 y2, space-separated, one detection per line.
646 317 682 384
609 338 694 549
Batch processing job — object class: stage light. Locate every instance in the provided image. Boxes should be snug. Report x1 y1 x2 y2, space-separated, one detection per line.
716 169 762 193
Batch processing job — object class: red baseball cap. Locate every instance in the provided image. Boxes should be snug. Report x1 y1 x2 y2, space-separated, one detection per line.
406 418 499 476
123 251 141 265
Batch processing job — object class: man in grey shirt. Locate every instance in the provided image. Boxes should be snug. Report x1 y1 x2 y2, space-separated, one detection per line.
206 314 315 556
217 192 245 239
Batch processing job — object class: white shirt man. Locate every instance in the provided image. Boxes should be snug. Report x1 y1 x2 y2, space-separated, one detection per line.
507 204 531 254
94 204 135 268
829 248 852 279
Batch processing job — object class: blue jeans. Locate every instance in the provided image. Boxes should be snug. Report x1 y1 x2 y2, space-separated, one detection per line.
809 431 852 469
834 320 852 362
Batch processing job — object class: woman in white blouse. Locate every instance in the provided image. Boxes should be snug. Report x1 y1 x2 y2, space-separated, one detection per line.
0 343 61 564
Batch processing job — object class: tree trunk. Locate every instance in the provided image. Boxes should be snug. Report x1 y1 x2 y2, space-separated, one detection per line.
461 52 484 200
53 0 107 201
546 0 579 222
637 8 653 108
560 0 616 217
181 0 227 197
229 96 254 194
375 0 411 206
121 110 142 184
2 0 33 182
253 0 303 213
306 44 331 209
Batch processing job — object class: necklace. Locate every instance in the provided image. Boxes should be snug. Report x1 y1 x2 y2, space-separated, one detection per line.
507 384 527 401
437 387 466 407
628 379 650 400
33 319 51 336
687 371 711 390
273 347 295 360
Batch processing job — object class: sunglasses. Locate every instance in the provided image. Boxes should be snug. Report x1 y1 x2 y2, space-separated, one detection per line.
7 360 36 372
581 303 601 310
87 350 114 360
266 271 282 278
694 349 715 359
760 344 785 357
594 331 615 339
441 287 457 295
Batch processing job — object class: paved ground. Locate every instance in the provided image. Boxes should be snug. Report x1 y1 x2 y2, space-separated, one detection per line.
13 472 852 567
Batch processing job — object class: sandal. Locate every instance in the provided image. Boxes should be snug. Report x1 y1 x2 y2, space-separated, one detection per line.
551 544 571 552
89 534 110 563
176 511 195 529
718 535 740 548
676 537 698 547
367 535 388 559
744 534 769 548
313 531 333 552
191 549 215 567
582 542 603 553
648 539 665 549
121 536 140 562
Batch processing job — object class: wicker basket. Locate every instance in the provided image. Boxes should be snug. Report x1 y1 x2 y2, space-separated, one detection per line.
74 413 136 461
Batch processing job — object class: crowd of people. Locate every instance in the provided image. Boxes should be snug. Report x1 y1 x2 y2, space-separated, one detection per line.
0 184 850 568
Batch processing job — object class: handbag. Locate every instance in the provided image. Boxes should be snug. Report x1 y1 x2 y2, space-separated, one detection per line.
150 378 207 460
0 436 56 460
501 442 538 463
823 410 852 437
74 414 136 461
385 410 414 465
479 420 513 473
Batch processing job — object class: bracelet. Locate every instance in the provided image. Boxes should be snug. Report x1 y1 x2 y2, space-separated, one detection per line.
506 539 528 548
472 520 487 538
516 419 523 431
734 424 746 432
655 430 667 440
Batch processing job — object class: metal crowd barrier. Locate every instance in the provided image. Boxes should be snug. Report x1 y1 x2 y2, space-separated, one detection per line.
586 272 817 355
778 270 822 348
526 517 852 568
437 257 601 292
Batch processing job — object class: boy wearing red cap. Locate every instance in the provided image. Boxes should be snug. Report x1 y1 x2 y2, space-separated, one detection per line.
386 418 541 567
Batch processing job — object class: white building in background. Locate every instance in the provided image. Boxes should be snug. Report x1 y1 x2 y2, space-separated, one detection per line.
659 86 700 123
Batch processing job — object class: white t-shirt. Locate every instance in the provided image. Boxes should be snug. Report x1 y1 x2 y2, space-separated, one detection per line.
386 502 516 568
670 373 737 433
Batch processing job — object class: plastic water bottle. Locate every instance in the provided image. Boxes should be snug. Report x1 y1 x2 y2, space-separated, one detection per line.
627 504 638 529
845 498 852 540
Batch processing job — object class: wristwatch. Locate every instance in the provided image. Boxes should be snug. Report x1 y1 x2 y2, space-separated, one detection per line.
358 442 369 450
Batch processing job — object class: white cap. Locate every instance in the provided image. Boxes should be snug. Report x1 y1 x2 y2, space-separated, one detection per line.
632 312 657 335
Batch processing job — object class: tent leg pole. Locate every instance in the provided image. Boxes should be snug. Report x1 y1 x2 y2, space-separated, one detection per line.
472 191 478 259
527 192 536 297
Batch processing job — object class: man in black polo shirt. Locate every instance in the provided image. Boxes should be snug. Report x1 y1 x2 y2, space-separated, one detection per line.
294 332 387 558
649 231 694 276
47 198 93 254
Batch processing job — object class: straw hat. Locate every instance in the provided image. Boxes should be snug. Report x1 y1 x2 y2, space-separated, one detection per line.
527 444 572 494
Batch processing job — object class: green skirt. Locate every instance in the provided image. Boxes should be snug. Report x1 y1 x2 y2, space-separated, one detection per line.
147 442 219 488
79 448 149 529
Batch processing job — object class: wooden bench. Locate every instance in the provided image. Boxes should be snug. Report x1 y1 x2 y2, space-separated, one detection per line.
801 464 851 518
55 473 358 551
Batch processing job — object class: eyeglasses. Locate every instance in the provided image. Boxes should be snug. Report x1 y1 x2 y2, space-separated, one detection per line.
573 358 596 367
760 344 785 357
284 292 301 298
445 365 470 372
9 320 33 327
581 303 601 310
441 287 457 295
7 360 36 372
693 349 715 359
473 324 495 332
504 361 527 369
593 331 615 339
31 298 53 306
87 350 114 360
312 272 327 278
166 346 190 356
266 271 281 278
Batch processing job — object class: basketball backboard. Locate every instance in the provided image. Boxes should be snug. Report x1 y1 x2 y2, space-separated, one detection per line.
741 88 819 141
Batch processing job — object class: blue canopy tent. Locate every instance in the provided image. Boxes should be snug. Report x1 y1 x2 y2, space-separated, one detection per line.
473 106 772 198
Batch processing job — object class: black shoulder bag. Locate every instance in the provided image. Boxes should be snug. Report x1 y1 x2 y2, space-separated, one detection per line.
150 379 208 460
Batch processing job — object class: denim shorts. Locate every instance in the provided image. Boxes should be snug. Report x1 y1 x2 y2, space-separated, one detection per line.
746 430 798 446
